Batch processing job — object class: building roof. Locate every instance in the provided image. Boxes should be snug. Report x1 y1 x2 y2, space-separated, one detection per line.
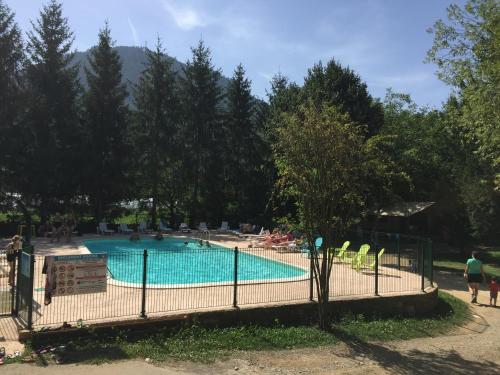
376 201 435 217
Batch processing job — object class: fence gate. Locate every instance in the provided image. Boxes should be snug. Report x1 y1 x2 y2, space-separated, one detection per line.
15 244 35 329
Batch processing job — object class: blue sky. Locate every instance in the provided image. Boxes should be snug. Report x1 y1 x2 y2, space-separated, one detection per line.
10 0 463 107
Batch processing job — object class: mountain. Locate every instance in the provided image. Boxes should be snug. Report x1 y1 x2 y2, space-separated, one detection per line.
72 46 231 105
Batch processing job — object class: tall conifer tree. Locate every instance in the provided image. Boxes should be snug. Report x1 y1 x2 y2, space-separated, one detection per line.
24 0 80 221
133 38 179 226
83 23 129 221
180 40 223 224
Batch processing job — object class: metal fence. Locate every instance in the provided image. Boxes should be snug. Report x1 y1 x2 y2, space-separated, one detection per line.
9 231 433 329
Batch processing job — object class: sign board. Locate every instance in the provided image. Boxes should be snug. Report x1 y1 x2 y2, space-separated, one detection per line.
45 254 107 296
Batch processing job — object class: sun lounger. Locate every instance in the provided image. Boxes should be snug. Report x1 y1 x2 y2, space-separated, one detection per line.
159 221 173 232
179 223 191 233
217 221 230 232
198 222 209 233
118 223 134 233
138 221 152 233
98 223 115 235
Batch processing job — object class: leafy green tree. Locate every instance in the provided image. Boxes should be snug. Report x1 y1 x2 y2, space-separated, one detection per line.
302 59 384 136
427 0 500 238
23 0 81 222
82 23 129 222
179 40 224 225
274 101 368 330
132 38 179 227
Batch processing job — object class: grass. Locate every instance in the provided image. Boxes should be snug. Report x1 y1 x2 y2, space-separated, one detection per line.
434 250 500 278
22 291 469 365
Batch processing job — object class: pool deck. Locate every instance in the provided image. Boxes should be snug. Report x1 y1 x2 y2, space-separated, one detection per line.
10 232 424 330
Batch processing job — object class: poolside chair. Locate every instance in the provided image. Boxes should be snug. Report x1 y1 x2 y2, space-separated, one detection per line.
352 244 371 271
369 248 385 270
198 222 209 233
98 223 115 235
273 241 298 253
217 221 230 232
159 220 173 232
343 244 369 267
138 221 152 233
179 223 191 233
118 223 134 234
335 241 350 261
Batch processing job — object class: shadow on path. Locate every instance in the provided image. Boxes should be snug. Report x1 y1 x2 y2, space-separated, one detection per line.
331 327 500 375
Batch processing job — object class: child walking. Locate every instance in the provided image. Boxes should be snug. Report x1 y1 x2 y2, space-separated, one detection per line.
489 276 498 306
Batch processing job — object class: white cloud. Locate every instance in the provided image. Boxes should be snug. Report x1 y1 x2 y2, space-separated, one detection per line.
160 0 205 30
127 17 139 46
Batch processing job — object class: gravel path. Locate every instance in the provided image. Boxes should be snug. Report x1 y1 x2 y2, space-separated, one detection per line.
2 270 499 374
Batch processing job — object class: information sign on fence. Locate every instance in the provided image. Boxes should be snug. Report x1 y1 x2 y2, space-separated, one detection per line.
45 254 107 296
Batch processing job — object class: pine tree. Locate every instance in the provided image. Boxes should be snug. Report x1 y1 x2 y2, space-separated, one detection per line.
133 38 179 227
224 64 255 221
0 0 24 206
24 0 81 222
83 23 129 222
180 40 223 225
302 59 384 136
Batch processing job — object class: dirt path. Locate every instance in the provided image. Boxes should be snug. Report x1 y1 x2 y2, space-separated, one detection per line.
2 270 499 374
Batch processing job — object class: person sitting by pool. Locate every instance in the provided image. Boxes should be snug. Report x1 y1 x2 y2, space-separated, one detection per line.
50 214 63 243
154 231 163 240
205 240 211 247
198 239 204 247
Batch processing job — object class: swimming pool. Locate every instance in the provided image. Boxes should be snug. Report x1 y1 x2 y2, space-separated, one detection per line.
84 239 306 286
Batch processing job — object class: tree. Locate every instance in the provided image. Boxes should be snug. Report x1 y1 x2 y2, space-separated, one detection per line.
427 0 500 238
274 102 368 330
0 0 23 191
0 0 32 233
224 64 257 221
179 40 224 225
22 0 81 223
302 59 384 136
132 38 179 227
82 23 129 222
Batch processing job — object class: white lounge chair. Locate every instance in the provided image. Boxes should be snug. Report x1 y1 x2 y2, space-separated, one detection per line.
118 223 134 233
198 222 209 233
138 221 152 233
98 223 115 235
159 220 173 232
217 221 230 232
179 223 191 233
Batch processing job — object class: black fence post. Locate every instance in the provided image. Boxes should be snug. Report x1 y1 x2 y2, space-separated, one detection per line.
309 250 314 301
429 239 433 286
374 235 379 296
396 233 401 270
11 256 17 315
140 249 148 318
233 247 239 308
420 241 425 292
26 250 35 330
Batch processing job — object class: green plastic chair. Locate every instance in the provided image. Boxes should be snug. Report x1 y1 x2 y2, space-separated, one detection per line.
336 241 350 261
369 248 385 270
343 244 369 267
352 244 371 271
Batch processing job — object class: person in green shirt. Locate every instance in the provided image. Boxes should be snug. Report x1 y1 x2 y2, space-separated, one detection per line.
464 251 487 303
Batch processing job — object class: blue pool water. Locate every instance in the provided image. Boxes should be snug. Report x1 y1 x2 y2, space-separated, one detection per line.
84 239 306 285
